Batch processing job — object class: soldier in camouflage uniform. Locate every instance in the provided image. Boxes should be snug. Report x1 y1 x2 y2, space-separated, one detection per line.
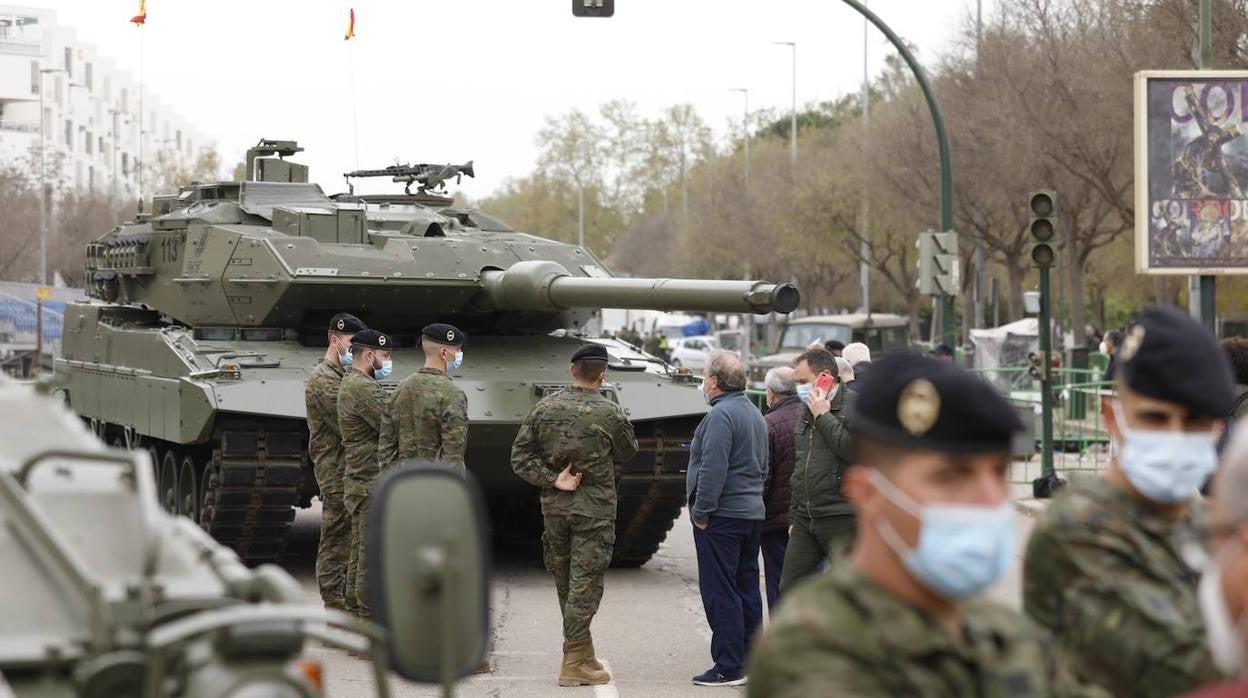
337 328 393 619
304 312 367 611
749 353 1049 697
510 343 638 687
379 323 468 472
1024 306 1232 696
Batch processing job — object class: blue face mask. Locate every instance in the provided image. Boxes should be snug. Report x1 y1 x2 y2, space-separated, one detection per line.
340 349 354 368
448 351 464 372
870 470 1015 600
795 383 813 403
375 359 393 380
1113 401 1218 504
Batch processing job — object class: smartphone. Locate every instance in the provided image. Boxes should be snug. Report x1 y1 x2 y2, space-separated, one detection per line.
814 371 835 393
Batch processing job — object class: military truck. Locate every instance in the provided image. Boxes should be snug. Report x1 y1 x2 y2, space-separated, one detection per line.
56 139 799 566
747 313 909 389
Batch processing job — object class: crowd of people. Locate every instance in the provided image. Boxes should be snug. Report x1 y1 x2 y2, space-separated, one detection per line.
745 305 1247 696
303 307 1248 695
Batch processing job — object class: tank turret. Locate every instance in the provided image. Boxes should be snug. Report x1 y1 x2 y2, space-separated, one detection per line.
60 140 802 568
84 141 797 334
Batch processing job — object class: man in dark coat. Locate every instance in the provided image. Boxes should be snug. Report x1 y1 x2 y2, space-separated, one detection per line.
762 367 800 613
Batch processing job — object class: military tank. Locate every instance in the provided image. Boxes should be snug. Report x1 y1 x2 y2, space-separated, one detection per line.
0 376 391 697
57 139 799 567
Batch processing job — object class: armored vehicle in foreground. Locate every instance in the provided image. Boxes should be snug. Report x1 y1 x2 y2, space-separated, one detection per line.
57 139 799 566
0 377 390 697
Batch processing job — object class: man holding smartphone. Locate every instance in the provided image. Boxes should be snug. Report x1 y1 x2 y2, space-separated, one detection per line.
780 347 856 594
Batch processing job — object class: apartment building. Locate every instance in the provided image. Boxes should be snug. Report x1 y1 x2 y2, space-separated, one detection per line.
0 5 211 198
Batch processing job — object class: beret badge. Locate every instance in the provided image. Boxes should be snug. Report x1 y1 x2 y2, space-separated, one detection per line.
897 378 941 436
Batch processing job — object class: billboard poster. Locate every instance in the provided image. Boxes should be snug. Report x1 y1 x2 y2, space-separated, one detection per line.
1135 71 1248 274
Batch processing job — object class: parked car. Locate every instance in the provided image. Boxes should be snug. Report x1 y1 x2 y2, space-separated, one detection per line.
669 335 720 370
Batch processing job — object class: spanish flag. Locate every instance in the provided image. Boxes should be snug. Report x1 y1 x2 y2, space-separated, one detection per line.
344 8 355 40
130 0 146 25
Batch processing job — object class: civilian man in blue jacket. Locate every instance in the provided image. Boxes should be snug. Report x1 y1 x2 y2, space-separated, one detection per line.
687 349 769 687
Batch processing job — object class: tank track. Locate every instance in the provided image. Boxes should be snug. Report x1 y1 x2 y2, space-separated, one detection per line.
611 417 696 567
199 421 305 564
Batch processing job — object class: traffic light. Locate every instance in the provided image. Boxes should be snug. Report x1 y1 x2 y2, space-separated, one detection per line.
917 231 959 296
1029 191 1057 267
572 0 614 16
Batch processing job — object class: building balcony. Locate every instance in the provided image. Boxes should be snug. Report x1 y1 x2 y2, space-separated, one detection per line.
0 38 40 56
0 118 37 133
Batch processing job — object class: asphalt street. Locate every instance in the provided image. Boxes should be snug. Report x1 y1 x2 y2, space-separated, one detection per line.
281 498 1035 698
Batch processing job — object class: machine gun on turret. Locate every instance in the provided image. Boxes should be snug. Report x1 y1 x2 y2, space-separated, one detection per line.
343 160 475 195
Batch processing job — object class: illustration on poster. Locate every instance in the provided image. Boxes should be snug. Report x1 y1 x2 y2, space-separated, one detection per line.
1141 77 1248 269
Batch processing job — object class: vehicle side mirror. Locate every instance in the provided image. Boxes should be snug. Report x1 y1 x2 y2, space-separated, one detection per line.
368 462 490 684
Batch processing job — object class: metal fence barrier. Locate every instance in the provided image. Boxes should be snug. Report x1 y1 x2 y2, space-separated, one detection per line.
744 366 1114 485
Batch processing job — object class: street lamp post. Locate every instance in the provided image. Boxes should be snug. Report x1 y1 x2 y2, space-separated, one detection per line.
839 0 956 348
730 87 753 364
36 67 65 286
772 41 797 167
859 4 871 314
108 108 130 201
728 88 750 186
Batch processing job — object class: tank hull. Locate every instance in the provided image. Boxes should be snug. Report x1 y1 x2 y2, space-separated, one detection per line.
58 301 703 566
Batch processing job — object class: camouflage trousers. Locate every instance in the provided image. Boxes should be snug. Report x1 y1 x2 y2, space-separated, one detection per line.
345 494 371 618
542 514 615 642
315 486 351 610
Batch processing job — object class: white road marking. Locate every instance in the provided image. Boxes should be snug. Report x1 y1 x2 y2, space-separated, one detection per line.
594 659 620 698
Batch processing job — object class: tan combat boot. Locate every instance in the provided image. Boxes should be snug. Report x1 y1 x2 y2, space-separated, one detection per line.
558 639 610 687
584 632 604 672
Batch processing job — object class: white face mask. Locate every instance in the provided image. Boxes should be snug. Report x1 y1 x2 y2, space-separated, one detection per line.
1098 341 1108 355
699 377 715 404
1112 401 1218 504
1199 539 1247 676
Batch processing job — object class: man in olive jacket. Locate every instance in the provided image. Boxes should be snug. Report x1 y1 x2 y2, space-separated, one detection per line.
779 347 855 594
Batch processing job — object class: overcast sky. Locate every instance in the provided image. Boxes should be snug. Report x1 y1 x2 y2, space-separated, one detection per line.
41 0 988 198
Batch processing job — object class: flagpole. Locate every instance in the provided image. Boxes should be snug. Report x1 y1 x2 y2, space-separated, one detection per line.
137 21 144 213
348 39 360 170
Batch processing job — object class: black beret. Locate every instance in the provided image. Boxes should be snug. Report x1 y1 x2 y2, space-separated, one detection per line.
571 343 609 363
826 340 846 351
851 352 1023 454
351 329 394 350
1115 305 1234 418
329 313 367 334
422 323 465 347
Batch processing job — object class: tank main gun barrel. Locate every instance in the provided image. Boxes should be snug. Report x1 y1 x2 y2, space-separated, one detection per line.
476 261 799 314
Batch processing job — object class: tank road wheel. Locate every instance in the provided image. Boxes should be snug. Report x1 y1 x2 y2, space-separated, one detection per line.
158 450 178 514
199 458 219 529
177 454 200 520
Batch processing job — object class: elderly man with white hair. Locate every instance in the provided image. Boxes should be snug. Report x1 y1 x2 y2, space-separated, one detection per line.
842 342 871 382
834 357 856 390
1182 421 1248 696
